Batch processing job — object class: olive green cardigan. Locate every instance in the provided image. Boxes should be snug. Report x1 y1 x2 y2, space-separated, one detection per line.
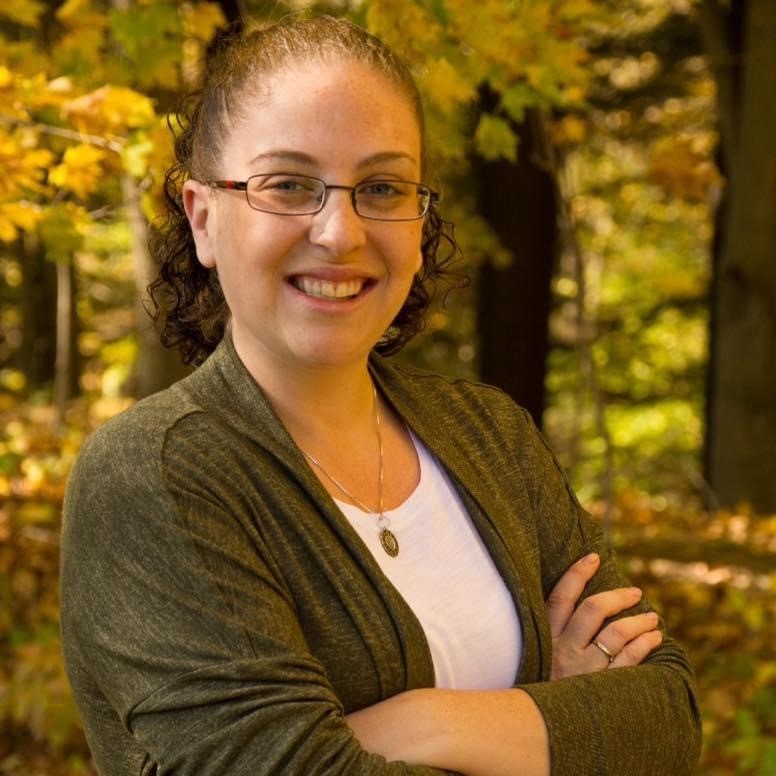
60 336 701 775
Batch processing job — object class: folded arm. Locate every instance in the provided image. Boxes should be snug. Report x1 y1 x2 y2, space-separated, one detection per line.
345 552 667 775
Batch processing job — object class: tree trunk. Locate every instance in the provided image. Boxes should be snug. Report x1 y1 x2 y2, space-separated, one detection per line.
122 176 189 397
705 0 776 511
475 108 558 427
18 233 57 392
54 259 79 423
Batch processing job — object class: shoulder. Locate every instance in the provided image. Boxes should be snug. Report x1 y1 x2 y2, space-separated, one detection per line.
63 372 230 531
73 382 203 477
373 357 568 498
374 357 534 435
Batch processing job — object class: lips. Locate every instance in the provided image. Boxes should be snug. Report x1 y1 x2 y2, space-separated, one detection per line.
291 276 368 301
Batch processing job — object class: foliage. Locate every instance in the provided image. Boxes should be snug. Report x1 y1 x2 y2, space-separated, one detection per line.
0 398 93 773
358 0 599 267
542 0 716 503
606 493 776 775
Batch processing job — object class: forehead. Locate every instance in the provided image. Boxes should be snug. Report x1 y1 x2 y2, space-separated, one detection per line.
221 60 422 172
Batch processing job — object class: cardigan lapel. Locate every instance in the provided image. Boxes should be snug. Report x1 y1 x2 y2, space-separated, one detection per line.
370 357 549 685
179 337 438 693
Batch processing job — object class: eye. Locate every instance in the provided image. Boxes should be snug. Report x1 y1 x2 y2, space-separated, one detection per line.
259 175 319 194
358 180 405 197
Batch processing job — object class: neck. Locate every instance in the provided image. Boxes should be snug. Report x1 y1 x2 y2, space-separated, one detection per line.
231 334 377 445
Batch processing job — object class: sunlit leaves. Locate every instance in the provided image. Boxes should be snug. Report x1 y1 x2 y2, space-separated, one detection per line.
180 2 227 42
0 1 190 255
0 137 52 199
0 202 43 244
48 144 107 200
649 133 723 202
420 57 476 113
0 0 46 29
61 85 156 137
366 0 595 164
612 503 776 776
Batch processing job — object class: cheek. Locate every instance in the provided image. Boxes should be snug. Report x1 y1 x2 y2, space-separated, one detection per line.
388 226 424 275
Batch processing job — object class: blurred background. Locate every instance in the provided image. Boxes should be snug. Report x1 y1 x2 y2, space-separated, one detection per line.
0 0 774 773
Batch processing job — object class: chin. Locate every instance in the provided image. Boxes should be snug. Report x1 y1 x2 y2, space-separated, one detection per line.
294 339 376 369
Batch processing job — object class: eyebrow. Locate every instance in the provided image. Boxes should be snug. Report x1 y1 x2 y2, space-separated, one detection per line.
247 149 419 169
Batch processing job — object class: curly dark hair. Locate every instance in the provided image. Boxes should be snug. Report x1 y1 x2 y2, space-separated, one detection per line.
149 15 465 367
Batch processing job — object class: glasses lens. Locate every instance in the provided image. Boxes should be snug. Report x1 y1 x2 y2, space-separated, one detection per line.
354 181 430 220
246 175 324 214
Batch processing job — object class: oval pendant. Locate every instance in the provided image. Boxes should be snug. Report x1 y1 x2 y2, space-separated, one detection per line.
379 528 399 557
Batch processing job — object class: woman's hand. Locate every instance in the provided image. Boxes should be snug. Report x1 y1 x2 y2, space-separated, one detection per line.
546 553 663 680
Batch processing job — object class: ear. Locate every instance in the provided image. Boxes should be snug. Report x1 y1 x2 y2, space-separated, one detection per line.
415 248 423 274
182 180 217 268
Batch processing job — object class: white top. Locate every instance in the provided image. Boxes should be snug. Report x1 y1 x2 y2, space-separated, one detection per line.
336 433 522 689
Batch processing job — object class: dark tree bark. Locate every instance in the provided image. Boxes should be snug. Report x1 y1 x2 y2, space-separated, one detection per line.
18 234 57 391
475 107 558 427
702 0 776 511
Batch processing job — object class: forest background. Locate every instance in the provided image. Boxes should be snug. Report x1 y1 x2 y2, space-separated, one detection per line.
0 0 774 773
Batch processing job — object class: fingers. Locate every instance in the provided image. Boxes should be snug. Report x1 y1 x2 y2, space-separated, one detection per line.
546 553 600 639
608 628 663 669
562 586 644 646
589 612 662 669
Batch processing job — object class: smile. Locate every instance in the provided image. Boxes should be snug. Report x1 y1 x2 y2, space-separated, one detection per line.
291 276 368 301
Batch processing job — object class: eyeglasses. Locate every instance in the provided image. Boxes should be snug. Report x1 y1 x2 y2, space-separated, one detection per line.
209 174 439 221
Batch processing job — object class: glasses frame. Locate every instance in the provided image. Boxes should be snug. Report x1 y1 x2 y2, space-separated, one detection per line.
208 173 440 221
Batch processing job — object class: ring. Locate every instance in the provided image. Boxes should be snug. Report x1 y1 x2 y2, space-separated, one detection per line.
593 639 615 663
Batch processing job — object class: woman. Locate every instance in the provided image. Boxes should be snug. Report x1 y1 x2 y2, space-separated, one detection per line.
60 15 701 776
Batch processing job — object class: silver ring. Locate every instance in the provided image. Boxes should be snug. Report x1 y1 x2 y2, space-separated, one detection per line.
593 638 615 663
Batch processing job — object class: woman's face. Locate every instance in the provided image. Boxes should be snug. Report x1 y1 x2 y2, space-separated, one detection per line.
183 59 424 376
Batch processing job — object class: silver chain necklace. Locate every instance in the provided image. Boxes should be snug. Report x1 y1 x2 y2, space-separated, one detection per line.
301 384 400 558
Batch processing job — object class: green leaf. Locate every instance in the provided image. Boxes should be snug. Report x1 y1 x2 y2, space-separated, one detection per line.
39 204 87 263
500 84 535 123
473 113 518 162
120 138 153 179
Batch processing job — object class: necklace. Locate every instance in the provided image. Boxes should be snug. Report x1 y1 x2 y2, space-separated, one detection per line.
301 384 400 558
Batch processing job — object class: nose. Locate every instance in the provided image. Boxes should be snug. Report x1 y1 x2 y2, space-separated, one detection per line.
308 187 367 257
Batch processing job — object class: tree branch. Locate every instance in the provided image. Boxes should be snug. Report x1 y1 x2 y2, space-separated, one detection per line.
0 114 124 153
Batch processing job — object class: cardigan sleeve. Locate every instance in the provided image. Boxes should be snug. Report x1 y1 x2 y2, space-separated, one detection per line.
512 408 702 776
60 411 447 776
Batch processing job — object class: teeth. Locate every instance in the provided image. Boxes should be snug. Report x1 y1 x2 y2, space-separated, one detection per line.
294 277 364 300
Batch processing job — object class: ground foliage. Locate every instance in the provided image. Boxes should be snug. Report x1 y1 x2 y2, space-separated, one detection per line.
0 397 773 773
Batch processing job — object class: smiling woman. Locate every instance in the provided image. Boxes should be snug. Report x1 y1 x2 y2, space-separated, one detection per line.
59 14 701 776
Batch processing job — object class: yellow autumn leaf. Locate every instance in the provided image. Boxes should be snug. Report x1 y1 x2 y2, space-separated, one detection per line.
420 57 476 113
563 85 586 105
553 114 587 145
0 0 46 28
0 138 54 198
49 144 107 199
366 0 441 65
62 85 155 136
649 135 723 202
181 2 226 41
55 0 93 24
0 201 43 242
0 214 17 242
